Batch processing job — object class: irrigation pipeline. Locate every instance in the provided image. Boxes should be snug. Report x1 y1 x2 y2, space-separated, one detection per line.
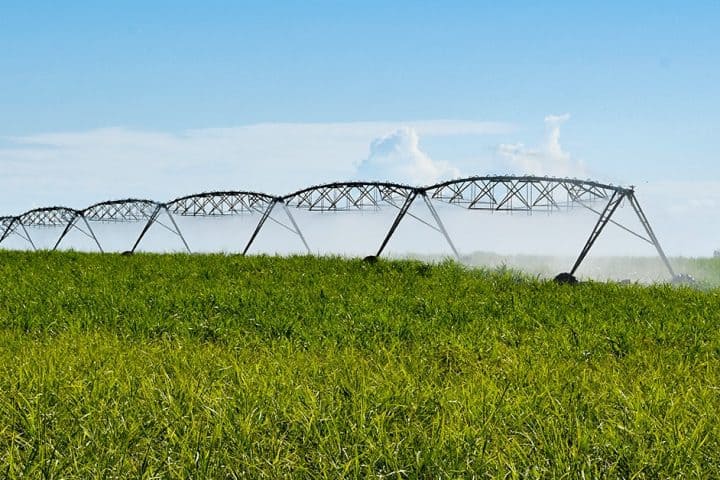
0 175 677 280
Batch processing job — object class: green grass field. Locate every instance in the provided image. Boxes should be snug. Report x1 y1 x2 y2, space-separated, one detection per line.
1 251 719 478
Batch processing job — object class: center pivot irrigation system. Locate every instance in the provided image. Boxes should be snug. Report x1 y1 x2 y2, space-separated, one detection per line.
0 175 678 281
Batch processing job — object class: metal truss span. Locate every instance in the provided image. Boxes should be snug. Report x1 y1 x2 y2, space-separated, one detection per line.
0 175 678 280
83 199 160 222
424 175 626 211
19 206 80 227
166 191 276 216
283 182 416 211
0 207 84 251
165 191 309 255
282 182 455 258
81 199 188 254
423 176 673 278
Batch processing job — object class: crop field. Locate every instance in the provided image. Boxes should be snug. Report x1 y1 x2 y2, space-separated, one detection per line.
0 251 719 478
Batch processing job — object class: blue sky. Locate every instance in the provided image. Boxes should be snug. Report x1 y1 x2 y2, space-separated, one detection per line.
2 1 718 179
1 1 719 254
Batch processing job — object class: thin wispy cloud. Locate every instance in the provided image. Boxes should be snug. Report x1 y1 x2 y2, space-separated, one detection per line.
0 120 512 214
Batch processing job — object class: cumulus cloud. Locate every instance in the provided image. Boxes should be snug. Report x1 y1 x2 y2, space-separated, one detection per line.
498 114 586 177
355 127 460 185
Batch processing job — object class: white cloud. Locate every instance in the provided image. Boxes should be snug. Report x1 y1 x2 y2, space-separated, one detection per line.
355 127 460 185
498 113 586 177
0 120 511 214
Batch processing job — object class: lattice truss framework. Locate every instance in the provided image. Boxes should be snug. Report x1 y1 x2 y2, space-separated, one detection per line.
167 191 275 216
20 207 78 226
426 176 616 211
0 176 676 278
283 182 415 211
165 191 308 255
84 199 159 222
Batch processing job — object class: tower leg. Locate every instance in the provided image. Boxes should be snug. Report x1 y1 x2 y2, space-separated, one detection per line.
243 200 277 255
81 215 105 253
53 214 78 251
131 206 162 253
376 191 418 257
280 201 311 254
570 191 625 276
19 224 37 251
626 192 675 278
163 207 191 253
421 192 460 260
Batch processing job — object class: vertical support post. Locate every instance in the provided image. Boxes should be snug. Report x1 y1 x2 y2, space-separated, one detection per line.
163 206 191 253
376 191 418 257
280 201 311 254
421 192 460 260
570 191 624 275
626 192 675 278
243 199 277 255
131 205 162 253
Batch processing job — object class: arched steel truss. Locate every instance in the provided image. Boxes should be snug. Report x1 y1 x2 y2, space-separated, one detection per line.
422 176 673 277
81 199 189 253
0 207 94 252
165 191 309 255
283 182 415 211
425 176 618 210
0 176 675 278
